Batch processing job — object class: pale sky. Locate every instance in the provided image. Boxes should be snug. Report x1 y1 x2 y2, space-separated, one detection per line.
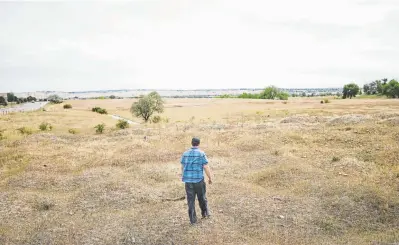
1 0 398 92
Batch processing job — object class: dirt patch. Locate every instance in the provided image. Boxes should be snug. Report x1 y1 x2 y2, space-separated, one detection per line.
280 115 330 124
373 112 399 120
380 117 399 126
327 114 372 126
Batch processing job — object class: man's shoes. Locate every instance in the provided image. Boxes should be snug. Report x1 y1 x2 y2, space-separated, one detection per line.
201 214 211 219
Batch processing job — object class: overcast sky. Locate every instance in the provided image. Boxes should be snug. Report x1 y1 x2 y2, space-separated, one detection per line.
1 0 398 92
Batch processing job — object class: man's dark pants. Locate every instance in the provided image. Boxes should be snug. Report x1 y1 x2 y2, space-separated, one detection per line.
185 179 209 224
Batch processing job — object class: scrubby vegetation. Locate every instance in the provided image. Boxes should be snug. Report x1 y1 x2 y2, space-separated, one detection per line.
68 128 79 134
94 123 105 134
63 104 72 109
39 122 53 131
17 126 33 135
92 107 108 114
0 98 398 245
238 86 289 100
116 120 129 129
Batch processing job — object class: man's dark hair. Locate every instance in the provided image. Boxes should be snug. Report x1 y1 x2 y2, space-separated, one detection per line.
192 137 200 146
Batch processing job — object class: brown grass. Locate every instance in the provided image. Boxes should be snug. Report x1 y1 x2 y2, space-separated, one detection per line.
0 98 398 245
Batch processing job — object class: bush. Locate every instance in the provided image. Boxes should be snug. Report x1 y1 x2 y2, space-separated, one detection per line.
39 122 52 131
163 117 170 123
320 100 324 104
92 107 108 114
324 99 330 104
332 156 340 162
17 127 33 135
0 129 5 140
63 104 72 109
47 94 63 104
151 115 162 123
116 120 129 129
68 129 78 134
97 108 107 114
34 199 55 211
94 123 105 134
92 107 100 112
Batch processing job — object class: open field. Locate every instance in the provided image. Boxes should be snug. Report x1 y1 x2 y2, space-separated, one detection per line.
0 97 398 245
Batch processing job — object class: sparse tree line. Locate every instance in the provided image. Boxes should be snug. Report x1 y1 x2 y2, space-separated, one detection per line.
0 93 38 106
233 86 290 100
342 79 399 99
362 78 399 98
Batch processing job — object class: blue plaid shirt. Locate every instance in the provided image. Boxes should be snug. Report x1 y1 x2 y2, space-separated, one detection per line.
181 147 208 183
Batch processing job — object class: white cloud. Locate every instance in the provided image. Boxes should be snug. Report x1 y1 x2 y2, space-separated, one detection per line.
0 0 398 92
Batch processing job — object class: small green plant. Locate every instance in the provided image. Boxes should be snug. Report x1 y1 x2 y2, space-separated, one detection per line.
63 104 72 109
162 117 170 123
92 107 100 112
68 128 78 134
94 123 105 134
151 115 162 123
97 108 107 114
116 120 129 129
332 156 340 162
324 99 330 104
34 200 54 211
39 122 52 131
92 107 107 114
0 129 6 140
17 127 33 135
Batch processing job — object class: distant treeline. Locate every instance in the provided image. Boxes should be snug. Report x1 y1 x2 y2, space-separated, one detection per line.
363 78 399 98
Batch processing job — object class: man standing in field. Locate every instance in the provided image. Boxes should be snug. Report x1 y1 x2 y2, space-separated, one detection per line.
181 137 212 225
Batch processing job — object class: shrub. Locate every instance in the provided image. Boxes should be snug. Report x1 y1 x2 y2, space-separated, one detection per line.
68 129 78 134
92 107 107 114
163 117 170 123
151 115 162 123
47 94 63 104
97 108 108 114
320 100 324 104
17 127 33 135
324 99 330 104
332 156 340 162
94 124 105 134
39 122 52 131
34 199 54 211
92 107 100 112
0 129 5 140
116 120 129 129
63 104 72 109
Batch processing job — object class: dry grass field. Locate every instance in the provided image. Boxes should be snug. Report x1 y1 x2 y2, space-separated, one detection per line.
0 97 398 245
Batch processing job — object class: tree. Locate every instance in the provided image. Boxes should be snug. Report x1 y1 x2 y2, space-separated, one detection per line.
47 95 63 104
130 92 164 122
382 79 399 98
0 96 7 106
259 86 280 99
363 84 370 95
7 93 18 102
109 95 116 99
343 83 360 99
27 96 37 102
